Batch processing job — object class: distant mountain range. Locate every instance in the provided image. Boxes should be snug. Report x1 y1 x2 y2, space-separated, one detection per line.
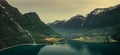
49 15 84 29
49 4 120 41
0 0 58 49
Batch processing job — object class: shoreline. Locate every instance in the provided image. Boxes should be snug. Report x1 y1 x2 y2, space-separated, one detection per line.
0 43 45 52
0 40 119 52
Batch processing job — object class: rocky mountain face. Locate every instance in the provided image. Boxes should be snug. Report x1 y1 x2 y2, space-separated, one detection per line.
64 15 84 29
49 4 120 41
84 5 120 28
0 0 58 49
49 15 84 29
84 5 120 42
23 12 57 35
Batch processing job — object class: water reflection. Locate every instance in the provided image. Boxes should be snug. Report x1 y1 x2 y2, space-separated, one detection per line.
38 41 120 55
0 41 120 55
37 43 94 55
38 44 78 55
67 40 120 55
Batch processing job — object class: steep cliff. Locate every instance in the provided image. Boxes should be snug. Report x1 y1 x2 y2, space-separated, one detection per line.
23 12 57 35
84 4 120 41
0 0 32 49
84 5 120 28
0 0 58 50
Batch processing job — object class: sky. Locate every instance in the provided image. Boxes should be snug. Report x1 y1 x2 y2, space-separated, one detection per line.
7 0 120 23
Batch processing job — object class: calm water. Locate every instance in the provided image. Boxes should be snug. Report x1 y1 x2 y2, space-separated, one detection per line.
0 41 120 55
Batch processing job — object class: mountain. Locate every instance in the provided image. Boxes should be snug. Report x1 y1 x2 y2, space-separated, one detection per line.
84 5 120 28
0 0 58 49
49 15 84 29
23 12 58 35
49 15 85 37
64 15 84 29
49 20 66 28
49 4 120 41
84 4 120 41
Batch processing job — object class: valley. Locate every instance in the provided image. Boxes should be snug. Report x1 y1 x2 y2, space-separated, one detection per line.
0 1 120 55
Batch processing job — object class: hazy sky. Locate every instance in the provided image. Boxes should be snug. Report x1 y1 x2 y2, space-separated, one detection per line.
7 0 120 23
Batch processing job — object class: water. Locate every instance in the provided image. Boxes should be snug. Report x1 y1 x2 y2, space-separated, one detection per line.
0 41 120 55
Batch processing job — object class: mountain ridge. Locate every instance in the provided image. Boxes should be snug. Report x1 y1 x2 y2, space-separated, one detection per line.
49 4 120 41
0 0 58 50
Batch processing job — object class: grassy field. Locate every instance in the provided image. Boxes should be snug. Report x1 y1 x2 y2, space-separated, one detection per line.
44 37 65 43
72 36 118 43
